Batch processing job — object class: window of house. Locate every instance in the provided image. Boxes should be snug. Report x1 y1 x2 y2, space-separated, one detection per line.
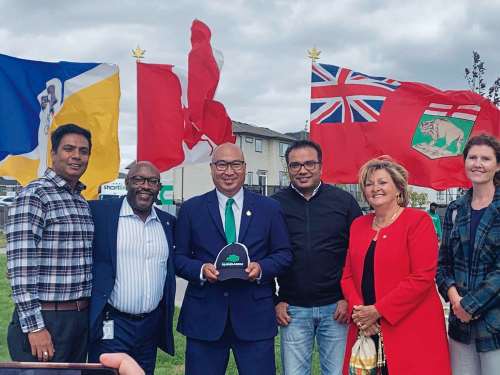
279 171 289 187
279 142 289 157
255 139 263 153
257 170 267 195
246 172 253 185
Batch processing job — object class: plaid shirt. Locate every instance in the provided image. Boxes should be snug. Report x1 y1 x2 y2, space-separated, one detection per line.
6 169 94 333
436 187 500 352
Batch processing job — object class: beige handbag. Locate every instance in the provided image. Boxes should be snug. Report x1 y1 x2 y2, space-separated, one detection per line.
349 333 377 375
349 330 386 375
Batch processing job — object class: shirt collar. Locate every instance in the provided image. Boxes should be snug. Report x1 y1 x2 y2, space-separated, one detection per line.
43 168 86 193
216 187 244 210
291 181 322 200
120 197 159 222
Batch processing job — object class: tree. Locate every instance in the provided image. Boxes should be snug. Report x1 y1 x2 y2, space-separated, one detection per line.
465 51 500 106
409 190 429 208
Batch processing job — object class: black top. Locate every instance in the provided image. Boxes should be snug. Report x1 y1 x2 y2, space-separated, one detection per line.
362 240 377 305
272 183 362 307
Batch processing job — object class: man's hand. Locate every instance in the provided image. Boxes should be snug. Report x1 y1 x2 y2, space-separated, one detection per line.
352 305 381 331
100 353 145 375
202 263 219 283
245 262 261 282
276 302 291 326
333 299 350 324
28 328 54 362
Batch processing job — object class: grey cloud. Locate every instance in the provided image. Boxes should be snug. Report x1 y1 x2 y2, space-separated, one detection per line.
1 0 498 169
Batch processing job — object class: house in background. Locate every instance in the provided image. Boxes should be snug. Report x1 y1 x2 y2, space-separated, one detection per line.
171 121 297 202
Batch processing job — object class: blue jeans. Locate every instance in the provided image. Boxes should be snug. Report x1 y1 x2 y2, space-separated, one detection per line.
280 302 347 375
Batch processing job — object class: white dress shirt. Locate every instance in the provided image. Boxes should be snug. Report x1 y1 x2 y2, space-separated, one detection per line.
108 198 169 314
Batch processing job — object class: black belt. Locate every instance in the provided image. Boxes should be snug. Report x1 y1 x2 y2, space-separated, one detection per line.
105 304 149 321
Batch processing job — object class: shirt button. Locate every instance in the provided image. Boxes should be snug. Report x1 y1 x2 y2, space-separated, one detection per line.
223 292 229 297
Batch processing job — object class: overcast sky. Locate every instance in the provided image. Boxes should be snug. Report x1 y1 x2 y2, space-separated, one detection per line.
1 0 499 169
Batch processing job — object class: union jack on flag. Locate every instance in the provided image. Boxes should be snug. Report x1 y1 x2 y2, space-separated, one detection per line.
310 63 401 125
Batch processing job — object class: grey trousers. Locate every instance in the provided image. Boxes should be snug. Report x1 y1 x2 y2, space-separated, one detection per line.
450 337 500 375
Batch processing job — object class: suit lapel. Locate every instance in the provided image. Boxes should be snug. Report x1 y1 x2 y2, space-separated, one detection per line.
238 189 254 242
108 197 124 275
155 207 174 250
207 189 226 240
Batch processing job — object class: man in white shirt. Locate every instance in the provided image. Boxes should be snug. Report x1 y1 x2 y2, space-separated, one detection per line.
88 161 176 375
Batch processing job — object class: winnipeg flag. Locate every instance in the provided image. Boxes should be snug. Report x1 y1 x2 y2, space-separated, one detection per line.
0 53 120 199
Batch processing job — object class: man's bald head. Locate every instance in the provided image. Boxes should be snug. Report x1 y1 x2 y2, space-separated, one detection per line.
127 161 160 177
212 143 244 163
125 161 161 221
210 143 246 197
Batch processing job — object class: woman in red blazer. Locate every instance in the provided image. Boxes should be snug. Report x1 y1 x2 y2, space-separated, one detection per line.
341 157 451 374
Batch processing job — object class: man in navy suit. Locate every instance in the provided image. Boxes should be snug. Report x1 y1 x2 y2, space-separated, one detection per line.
175 143 293 375
88 161 175 375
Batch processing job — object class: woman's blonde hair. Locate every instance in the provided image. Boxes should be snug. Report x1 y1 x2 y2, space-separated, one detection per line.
358 156 410 207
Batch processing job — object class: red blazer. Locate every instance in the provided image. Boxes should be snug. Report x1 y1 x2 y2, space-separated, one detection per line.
341 208 451 375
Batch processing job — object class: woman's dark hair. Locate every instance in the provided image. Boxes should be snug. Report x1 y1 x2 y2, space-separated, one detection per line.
463 133 500 187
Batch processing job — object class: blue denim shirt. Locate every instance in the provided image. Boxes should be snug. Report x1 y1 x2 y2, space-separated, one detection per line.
436 187 500 352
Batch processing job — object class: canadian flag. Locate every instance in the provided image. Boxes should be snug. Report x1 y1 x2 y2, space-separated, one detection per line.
137 20 235 172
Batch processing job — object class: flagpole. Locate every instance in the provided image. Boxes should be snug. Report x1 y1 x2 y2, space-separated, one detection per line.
132 45 146 163
307 47 320 141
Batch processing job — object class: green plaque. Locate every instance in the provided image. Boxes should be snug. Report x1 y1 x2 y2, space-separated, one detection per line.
159 185 173 205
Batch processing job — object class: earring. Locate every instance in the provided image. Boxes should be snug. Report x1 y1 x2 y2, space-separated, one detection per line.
397 194 403 206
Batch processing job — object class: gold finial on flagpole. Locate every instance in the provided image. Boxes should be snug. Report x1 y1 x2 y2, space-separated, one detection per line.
308 47 321 62
132 45 146 61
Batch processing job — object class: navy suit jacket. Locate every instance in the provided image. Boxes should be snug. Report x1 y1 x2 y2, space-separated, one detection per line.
88 197 176 355
175 189 292 341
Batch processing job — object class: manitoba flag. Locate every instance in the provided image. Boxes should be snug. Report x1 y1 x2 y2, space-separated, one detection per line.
310 62 500 190
137 20 235 172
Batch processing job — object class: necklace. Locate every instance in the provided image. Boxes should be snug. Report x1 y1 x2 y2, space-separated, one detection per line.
373 206 402 230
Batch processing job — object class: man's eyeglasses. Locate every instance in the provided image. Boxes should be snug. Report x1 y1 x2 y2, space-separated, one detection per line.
129 176 161 186
211 160 246 171
288 160 321 172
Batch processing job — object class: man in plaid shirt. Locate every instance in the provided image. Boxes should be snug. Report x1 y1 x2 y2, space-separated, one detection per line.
6 124 94 363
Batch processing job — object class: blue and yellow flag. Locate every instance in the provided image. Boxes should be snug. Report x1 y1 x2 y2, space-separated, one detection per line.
0 53 120 199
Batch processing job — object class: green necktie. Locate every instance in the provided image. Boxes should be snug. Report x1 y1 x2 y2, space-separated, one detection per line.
225 198 236 244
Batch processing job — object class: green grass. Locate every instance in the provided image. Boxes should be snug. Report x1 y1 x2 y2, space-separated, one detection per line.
0 232 6 248
0 255 322 374
0 255 14 360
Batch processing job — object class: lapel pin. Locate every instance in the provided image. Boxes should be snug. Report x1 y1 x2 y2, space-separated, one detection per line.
246 210 252 216
166 221 170 225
